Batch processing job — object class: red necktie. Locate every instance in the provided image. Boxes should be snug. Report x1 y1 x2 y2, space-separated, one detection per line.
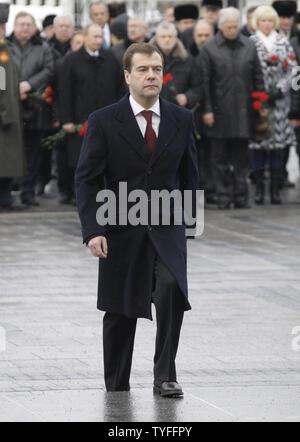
141 110 157 153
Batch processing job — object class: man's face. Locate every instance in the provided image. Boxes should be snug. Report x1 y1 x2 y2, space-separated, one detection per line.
54 18 74 43
71 33 84 52
201 7 220 25
85 25 103 52
44 25 55 40
165 8 175 24
176 18 196 34
194 23 214 47
14 16 36 42
279 16 295 32
247 12 255 31
90 4 109 28
125 53 163 102
156 30 177 54
127 19 147 43
221 19 240 40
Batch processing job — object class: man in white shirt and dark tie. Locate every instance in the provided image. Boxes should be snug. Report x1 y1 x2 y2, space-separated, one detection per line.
89 1 111 50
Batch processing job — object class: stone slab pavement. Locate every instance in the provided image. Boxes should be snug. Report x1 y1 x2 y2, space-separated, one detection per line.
0 155 300 422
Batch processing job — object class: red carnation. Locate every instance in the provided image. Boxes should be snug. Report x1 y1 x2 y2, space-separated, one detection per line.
45 96 53 104
289 54 296 61
260 92 269 103
163 73 173 86
270 55 278 62
253 101 262 111
283 59 289 69
78 121 88 136
251 91 261 99
45 86 53 95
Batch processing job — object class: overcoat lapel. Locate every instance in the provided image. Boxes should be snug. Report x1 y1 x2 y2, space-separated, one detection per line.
115 95 180 166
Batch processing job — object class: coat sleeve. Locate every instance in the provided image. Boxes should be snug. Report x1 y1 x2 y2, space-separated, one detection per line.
199 46 213 114
178 113 200 237
185 57 202 109
28 44 54 91
59 55 75 124
75 112 108 243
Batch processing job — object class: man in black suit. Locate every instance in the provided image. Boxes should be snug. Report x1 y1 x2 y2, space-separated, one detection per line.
75 43 199 397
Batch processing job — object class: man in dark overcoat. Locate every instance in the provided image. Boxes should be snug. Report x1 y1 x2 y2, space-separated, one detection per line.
200 7 264 209
60 23 125 173
0 2 26 211
75 43 199 397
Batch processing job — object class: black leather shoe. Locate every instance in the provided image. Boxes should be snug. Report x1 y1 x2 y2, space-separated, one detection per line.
153 381 183 398
0 203 27 212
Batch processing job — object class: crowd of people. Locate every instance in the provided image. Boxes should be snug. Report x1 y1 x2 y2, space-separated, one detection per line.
0 0 300 212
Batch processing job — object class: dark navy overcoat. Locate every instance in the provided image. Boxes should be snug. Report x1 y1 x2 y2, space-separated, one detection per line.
75 94 199 320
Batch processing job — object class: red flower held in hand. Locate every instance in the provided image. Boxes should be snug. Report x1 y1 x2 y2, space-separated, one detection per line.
78 121 88 136
45 96 53 104
270 55 278 62
289 54 296 61
283 59 289 69
251 91 261 99
253 101 262 111
163 73 173 86
260 92 269 103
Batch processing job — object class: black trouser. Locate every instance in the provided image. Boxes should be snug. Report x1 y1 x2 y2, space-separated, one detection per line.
20 131 42 200
37 133 52 189
0 178 13 207
103 254 185 392
211 138 250 204
295 127 300 167
56 141 74 197
197 136 215 197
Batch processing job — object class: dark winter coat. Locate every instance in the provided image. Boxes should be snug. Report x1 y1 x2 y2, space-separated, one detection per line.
60 46 126 167
150 37 202 109
200 31 264 139
0 38 25 177
75 95 199 320
7 33 54 131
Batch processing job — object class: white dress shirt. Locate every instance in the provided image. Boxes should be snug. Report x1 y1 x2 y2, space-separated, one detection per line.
102 23 111 48
85 48 100 57
129 95 161 138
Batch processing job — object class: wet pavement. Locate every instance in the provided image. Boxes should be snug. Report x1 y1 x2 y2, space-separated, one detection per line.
0 150 299 422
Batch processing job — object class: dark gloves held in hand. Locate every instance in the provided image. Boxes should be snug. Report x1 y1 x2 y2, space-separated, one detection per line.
268 88 284 105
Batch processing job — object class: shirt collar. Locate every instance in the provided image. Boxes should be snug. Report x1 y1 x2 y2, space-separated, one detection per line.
85 47 99 57
129 95 161 118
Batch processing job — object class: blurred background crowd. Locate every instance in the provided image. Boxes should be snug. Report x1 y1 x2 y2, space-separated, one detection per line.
0 0 300 211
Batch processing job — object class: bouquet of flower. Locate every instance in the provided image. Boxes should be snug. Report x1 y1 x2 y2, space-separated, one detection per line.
251 91 270 142
29 85 54 104
42 121 88 150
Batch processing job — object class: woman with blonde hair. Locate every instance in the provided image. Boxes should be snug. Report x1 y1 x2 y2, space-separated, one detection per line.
249 5 297 205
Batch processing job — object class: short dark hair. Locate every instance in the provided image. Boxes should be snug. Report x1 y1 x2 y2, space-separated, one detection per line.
123 43 164 72
247 6 257 16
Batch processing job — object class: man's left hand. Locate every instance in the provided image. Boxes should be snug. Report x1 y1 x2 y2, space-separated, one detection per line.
20 81 32 96
176 94 188 107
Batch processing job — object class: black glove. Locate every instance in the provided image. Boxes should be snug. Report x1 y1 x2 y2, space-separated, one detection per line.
268 88 284 105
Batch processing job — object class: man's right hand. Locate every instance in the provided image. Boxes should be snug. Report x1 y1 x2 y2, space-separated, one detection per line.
88 236 108 259
203 112 215 127
62 123 76 133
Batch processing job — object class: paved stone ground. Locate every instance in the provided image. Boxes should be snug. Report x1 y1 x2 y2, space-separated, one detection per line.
0 151 299 422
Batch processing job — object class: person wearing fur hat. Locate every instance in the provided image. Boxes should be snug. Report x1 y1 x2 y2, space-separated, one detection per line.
0 2 26 211
174 4 199 36
42 14 56 41
272 1 297 40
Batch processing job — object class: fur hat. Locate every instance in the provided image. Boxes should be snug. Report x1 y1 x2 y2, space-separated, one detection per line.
272 1 297 17
174 4 199 22
0 2 10 25
202 0 223 10
42 14 56 30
